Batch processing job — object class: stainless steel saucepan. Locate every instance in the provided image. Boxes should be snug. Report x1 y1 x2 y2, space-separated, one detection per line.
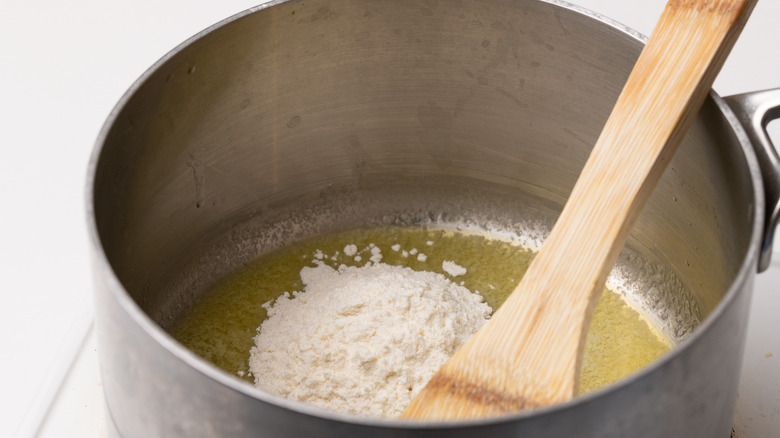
86 0 780 436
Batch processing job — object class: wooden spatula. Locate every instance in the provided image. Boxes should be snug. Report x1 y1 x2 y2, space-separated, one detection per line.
402 0 758 420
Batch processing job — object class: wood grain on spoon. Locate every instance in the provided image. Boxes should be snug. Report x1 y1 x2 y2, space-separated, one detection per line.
402 0 758 420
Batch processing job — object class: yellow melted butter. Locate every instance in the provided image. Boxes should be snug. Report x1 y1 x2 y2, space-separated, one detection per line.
171 226 672 395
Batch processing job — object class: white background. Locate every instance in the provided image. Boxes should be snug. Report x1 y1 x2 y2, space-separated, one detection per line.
1 0 778 437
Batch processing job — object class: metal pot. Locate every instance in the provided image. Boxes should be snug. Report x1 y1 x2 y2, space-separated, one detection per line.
86 0 780 436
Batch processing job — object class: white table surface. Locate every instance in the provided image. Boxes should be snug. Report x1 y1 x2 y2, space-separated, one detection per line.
1 1 778 437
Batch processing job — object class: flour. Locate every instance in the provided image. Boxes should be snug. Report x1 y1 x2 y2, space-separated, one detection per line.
343 244 358 256
248 251 491 418
442 260 467 277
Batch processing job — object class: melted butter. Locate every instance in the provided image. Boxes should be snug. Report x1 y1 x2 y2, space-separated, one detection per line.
170 226 671 395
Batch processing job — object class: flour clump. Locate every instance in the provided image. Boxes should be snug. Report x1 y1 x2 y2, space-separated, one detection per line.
442 260 467 277
249 258 491 418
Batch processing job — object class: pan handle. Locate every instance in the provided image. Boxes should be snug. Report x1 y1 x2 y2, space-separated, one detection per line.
726 88 780 273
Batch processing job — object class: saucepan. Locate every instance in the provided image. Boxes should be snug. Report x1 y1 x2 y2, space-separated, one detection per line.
86 0 780 436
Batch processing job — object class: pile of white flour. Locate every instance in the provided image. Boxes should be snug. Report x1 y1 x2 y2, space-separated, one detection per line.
248 251 491 418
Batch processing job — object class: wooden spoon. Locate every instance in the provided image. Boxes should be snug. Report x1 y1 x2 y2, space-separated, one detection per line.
402 0 758 420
